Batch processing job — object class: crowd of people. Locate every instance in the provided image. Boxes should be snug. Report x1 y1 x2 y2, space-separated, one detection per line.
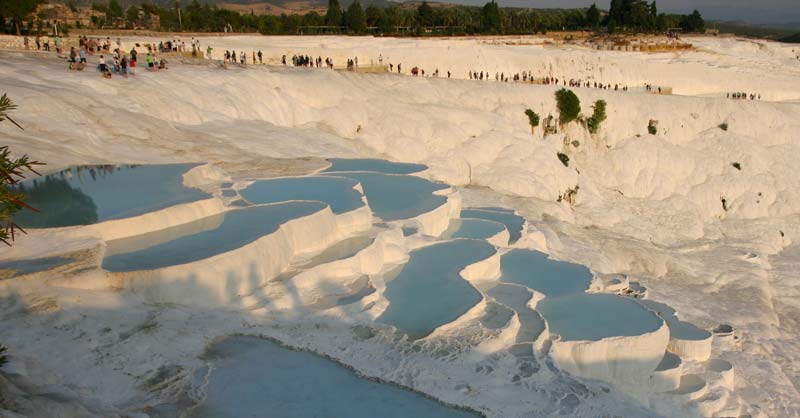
61 37 171 78
727 92 761 100
222 49 265 65
285 54 332 68
21 36 770 100
22 35 61 53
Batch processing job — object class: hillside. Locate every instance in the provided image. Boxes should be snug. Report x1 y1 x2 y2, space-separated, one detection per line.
782 32 800 43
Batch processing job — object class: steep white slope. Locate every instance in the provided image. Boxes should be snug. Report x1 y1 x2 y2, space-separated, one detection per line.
0 34 798 417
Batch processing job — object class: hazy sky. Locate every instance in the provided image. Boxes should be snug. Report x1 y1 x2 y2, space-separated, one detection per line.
456 0 800 25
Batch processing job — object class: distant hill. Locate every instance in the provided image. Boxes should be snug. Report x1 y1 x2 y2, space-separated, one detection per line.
50 0 424 16
709 20 798 40
782 33 800 43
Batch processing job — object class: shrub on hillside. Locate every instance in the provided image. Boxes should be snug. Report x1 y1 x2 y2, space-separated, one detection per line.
555 89 580 125
648 119 658 135
587 100 607 133
0 93 42 245
524 109 540 133
557 152 570 167
718 122 728 131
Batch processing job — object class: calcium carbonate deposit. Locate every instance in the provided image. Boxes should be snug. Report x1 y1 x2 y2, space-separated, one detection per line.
0 34 798 418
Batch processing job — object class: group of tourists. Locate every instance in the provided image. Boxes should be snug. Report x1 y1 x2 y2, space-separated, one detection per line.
727 92 761 100
65 39 167 78
22 35 60 53
283 54 335 69
79 36 119 54
219 49 265 65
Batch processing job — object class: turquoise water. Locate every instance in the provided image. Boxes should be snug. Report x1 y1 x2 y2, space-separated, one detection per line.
15 164 209 228
637 300 711 341
537 293 663 341
189 336 481 418
102 202 325 272
378 240 496 339
471 207 515 213
323 158 427 175
440 219 506 241
460 209 524 243
328 172 449 221
240 176 364 214
499 249 591 297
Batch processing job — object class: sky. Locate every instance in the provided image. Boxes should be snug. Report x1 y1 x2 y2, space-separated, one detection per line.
453 0 800 26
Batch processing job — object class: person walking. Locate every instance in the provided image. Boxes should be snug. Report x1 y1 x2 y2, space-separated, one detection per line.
120 56 128 78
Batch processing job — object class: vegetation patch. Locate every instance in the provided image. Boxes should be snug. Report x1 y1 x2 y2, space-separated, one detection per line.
648 119 658 135
524 109 540 133
555 89 581 125
587 100 607 133
557 152 570 167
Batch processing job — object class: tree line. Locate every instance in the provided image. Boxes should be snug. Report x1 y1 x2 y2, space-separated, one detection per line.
1 0 705 36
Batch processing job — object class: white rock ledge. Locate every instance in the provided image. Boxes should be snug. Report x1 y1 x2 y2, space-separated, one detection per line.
108 203 373 306
549 320 670 401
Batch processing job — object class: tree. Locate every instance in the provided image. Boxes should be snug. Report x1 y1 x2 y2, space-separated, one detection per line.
325 0 342 26
416 1 434 28
108 0 123 18
0 94 42 245
681 9 704 32
555 89 581 125
586 100 607 133
606 0 624 28
345 0 366 33
524 109 540 133
126 6 140 26
586 3 600 28
481 1 501 33
365 5 383 28
0 0 42 35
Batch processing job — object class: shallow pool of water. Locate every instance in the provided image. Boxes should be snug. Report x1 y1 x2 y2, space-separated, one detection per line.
537 293 663 341
637 300 711 341
189 336 481 418
102 202 325 272
240 176 364 214
323 158 427 175
378 239 495 339
15 164 209 228
328 172 448 221
460 209 524 243
440 218 506 241
499 250 592 297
